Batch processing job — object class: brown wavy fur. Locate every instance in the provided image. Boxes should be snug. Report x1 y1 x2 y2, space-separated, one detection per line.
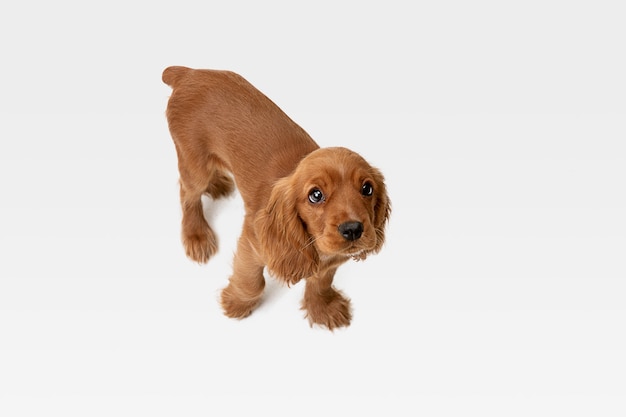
163 66 391 330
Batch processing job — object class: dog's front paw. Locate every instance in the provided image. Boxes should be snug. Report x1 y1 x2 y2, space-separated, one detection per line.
182 229 217 263
302 288 352 330
220 284 262 319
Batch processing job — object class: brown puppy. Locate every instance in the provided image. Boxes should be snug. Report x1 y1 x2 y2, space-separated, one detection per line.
162 66 390 330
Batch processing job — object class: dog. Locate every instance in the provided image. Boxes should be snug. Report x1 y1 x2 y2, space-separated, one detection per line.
162 66 391 330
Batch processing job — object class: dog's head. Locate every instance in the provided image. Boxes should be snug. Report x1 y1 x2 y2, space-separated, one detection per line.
255 147 391 284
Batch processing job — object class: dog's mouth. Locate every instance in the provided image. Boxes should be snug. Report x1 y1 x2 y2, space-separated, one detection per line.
347 249 366 261
341 242 370 260
318 244 366 262
315 228 375 259
316 240 364 258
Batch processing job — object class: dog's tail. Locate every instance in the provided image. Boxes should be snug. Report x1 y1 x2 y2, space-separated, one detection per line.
162 66 191 88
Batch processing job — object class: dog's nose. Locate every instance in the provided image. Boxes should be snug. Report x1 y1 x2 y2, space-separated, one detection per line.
338 221 363 241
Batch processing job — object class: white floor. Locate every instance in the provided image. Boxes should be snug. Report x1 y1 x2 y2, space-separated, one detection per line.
1 2 625 416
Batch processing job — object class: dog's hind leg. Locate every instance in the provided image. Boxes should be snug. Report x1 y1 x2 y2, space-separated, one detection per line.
175 145 225 264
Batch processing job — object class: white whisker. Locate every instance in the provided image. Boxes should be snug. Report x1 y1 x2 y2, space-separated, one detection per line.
301 235 318 250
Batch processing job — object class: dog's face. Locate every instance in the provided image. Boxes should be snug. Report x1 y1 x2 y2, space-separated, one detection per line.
255 147 391 282
294 147 388 259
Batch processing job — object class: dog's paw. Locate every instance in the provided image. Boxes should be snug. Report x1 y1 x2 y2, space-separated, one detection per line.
220 284 262 319
302 288 352 331
182 229 218 264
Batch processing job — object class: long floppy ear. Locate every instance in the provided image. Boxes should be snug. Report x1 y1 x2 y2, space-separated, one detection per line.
371 166 391 254
254 177 319 285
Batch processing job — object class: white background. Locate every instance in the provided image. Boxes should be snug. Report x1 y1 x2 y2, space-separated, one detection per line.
1 1 625 416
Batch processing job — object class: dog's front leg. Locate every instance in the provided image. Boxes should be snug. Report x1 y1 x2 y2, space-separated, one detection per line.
220 226 266 319
301 266 352 330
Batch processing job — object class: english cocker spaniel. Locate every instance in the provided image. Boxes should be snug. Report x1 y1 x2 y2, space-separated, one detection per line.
162 66 391 330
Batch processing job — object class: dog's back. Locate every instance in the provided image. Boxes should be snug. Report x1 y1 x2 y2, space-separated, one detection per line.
162 66 318 204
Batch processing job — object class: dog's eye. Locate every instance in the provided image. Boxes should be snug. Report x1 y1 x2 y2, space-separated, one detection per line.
308 188 325 204
361 182 374 197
